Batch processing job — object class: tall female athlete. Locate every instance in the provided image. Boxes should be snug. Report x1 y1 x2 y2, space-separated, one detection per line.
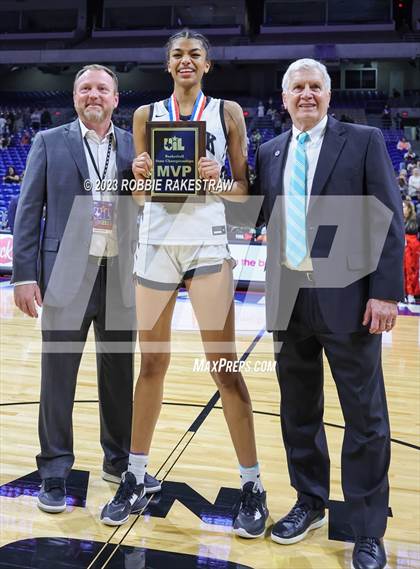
100 29 268 538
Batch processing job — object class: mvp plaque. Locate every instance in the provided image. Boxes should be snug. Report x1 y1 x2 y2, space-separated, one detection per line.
146 121 206 202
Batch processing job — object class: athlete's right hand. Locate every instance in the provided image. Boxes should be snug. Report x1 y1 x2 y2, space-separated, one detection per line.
132 152 152 181
14 283 43 318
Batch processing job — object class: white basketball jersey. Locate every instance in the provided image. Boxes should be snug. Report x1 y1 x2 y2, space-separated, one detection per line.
137 97 228 245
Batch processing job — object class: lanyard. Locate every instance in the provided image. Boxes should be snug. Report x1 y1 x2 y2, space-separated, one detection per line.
168 91 206 121
84 133 113 182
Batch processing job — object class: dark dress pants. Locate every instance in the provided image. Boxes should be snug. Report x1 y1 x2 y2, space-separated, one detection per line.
37 258 135 480
274 287 390 538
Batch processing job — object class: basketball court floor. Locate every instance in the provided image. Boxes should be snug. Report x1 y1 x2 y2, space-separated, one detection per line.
0 282 419 568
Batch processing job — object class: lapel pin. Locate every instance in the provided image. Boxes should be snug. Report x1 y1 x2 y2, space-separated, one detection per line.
274 150 280 157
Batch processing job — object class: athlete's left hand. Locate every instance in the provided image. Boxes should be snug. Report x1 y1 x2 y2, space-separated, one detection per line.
198 157 221 182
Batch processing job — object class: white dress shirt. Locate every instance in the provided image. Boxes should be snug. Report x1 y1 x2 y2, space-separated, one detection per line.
79 119 118 257
14 120 119 287
283 114 328 270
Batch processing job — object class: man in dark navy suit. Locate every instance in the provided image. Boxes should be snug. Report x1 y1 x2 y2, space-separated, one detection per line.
254 59 404 569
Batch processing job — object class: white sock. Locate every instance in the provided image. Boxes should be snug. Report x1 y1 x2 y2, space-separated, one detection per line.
239 463 264 492
128 452 148 485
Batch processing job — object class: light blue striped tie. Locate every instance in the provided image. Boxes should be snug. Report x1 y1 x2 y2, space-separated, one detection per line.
286 131 309 268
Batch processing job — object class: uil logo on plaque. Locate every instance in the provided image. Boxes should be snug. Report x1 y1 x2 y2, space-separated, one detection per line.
146 121 206 202
163 136 185 151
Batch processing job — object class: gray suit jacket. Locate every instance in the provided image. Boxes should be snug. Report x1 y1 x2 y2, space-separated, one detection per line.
12 119 138 307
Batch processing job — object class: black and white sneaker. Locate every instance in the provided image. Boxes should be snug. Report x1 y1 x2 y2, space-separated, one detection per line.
233 482 269 538
37 478 66 513
271 501 326 545
100 471 146 526
102 469 161 494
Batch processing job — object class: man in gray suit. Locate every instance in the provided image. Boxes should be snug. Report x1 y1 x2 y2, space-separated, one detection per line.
12 64 160 513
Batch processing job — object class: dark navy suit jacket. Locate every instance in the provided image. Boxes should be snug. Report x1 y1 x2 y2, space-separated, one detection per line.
254 116 404 333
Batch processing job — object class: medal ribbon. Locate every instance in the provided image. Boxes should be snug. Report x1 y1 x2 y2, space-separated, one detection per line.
168 91 206 121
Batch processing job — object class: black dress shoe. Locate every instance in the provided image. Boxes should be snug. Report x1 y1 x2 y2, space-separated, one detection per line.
271 501 326 545
352 537 387 569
